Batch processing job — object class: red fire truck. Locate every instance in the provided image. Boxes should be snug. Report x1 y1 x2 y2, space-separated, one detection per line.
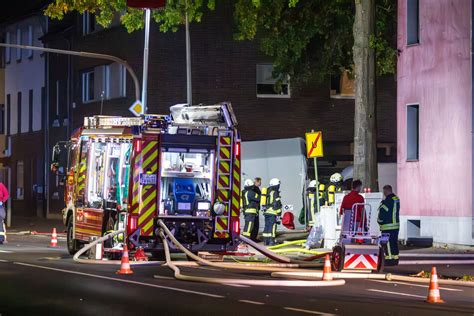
52 103 241 257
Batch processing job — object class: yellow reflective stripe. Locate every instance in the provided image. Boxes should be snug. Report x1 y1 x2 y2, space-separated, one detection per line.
380 223 399 230
380 204 389 211
244 208 257 214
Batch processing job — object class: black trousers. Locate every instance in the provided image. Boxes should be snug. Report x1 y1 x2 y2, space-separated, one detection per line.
383 229 399 264
263 214 277 238
250 214 260 241
242 213 256 237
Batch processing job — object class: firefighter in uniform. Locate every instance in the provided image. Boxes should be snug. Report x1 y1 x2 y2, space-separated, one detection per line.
327 173 343 206
307 180 325 226
263 178 282 246
377 185 400 266
241 179 260 239
250 177 263 241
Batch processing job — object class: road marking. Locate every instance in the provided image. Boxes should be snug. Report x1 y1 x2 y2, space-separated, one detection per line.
369 279 463 291
0 259 9 262
152 275 174 280
284 307 336 315
227 284 250 288
367 289 425 299
238 300 265 305
399 260 474 265
0 250 13 253
14 262 225 299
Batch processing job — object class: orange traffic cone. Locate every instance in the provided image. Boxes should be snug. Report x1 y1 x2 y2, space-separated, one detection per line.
116 245 134 275
426 267 444 303
322 254 333 281
49 228 58 248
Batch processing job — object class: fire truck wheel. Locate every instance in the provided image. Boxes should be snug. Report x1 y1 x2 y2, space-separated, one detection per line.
376 246 385 273
331 246 344 272
67 216 81 255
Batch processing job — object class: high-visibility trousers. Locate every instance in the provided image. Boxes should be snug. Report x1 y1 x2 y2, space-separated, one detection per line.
242 213 257 237
263 214 277 238
382 229 399 262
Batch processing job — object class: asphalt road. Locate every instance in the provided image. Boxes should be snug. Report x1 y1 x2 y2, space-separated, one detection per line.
0 234 473 316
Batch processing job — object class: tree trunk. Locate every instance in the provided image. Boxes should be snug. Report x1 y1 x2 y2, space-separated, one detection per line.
353 0 378 191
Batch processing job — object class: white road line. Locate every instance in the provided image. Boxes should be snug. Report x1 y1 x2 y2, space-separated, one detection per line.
0 250 13 253
400 253 474 258
399 260 474 265
283 307 336 315
367 289 425 299
0 259 9 262
227 284 250 288
369 279 463 292
14 262 224 299
152 275 174 280
238 300 265 305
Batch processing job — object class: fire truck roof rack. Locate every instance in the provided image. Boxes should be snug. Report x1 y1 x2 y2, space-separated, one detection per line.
170 102 238 128
84 116 145 129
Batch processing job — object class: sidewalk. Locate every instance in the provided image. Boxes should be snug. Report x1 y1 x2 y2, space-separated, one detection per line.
7 216 64 234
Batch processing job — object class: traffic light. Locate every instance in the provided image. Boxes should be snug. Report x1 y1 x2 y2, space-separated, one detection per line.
126 0 166 9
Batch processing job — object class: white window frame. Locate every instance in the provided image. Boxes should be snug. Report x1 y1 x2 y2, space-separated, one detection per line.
27 25 33 58
5 32 11 64
105 63 127 99
256 63 291 99
82 70 95 103
406 0 420 46
82 12 96 36
16 28 22 61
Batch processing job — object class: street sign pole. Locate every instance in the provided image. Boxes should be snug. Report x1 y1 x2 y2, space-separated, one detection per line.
314 156 320 217
185 0 192 106
141 8 151 115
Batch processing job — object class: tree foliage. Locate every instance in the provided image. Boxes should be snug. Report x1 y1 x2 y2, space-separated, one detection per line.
44 0 396 86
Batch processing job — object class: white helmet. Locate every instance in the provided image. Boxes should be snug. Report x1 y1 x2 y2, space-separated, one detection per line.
244 179 254 187
308 180 317 188
330 173 343 184
269 178 280 186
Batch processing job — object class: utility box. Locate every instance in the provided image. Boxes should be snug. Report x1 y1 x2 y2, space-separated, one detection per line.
88 236 103 260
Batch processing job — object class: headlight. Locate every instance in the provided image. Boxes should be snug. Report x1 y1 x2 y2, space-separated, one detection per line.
213 202 225 215
197 201 211 211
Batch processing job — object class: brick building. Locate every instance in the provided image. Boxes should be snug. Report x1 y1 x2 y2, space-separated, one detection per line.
41 1 397 217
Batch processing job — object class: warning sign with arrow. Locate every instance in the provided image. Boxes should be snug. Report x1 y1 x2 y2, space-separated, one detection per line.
305 131 324 158
129 100 143 117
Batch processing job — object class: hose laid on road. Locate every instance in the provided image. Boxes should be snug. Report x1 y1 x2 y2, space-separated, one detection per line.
271 248 326 255
72 230 160 266
157 226 345 287
267 239 307 250
272 271 387 280
385 273 474 287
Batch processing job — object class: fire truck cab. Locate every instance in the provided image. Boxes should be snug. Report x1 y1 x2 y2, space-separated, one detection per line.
52 102 242 256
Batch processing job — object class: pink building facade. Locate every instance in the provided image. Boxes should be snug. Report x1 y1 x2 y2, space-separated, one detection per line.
397 0 473 245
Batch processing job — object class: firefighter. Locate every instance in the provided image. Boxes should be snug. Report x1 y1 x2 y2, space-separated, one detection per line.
327 173 343 206
307 180 324 226
241 179 260 239
250 177 262 242
377 185 400 266
263 178 282 246
0 181 9 245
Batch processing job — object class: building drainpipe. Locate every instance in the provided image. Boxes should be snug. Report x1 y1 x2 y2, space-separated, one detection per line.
44 44 50 218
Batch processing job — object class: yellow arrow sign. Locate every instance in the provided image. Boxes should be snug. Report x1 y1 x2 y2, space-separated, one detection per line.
305 131 324 158
129 100 143 117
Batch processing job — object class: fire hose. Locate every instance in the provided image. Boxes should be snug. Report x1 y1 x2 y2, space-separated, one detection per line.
72 230 159 265
157 220 345 287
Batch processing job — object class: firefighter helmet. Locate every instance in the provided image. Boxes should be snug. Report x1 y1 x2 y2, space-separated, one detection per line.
269 178 280 186
308 180 317 188
244 179 254 187
330 173 343 184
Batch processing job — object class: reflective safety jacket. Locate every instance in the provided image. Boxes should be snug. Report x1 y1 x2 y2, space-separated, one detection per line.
265 186 282 216
242 186 260 214
318 183 326 205
327 184 341 206
377 193 400 231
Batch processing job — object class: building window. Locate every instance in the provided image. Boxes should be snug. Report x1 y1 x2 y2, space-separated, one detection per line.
6 94 10 135
256 64 290 98
27 25 33 58
16 161 24 200
407 104 419 161
5 32 11 64
407 0 419 45
330 70 355 99
16 28 22 61
0 104 4 135
105 63 127 99
83 12 96 35
17 92 22 133
82 71 95 103
29 89 33 132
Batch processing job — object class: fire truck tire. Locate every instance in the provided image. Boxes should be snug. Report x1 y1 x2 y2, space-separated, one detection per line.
376 246 385 273
67 216 81 255
331 246 344 272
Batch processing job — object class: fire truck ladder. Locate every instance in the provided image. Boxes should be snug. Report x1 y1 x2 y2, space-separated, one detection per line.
214 130 234 238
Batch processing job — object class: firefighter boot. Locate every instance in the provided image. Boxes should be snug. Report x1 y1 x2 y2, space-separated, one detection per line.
264 237 270 246
267 238 276 246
